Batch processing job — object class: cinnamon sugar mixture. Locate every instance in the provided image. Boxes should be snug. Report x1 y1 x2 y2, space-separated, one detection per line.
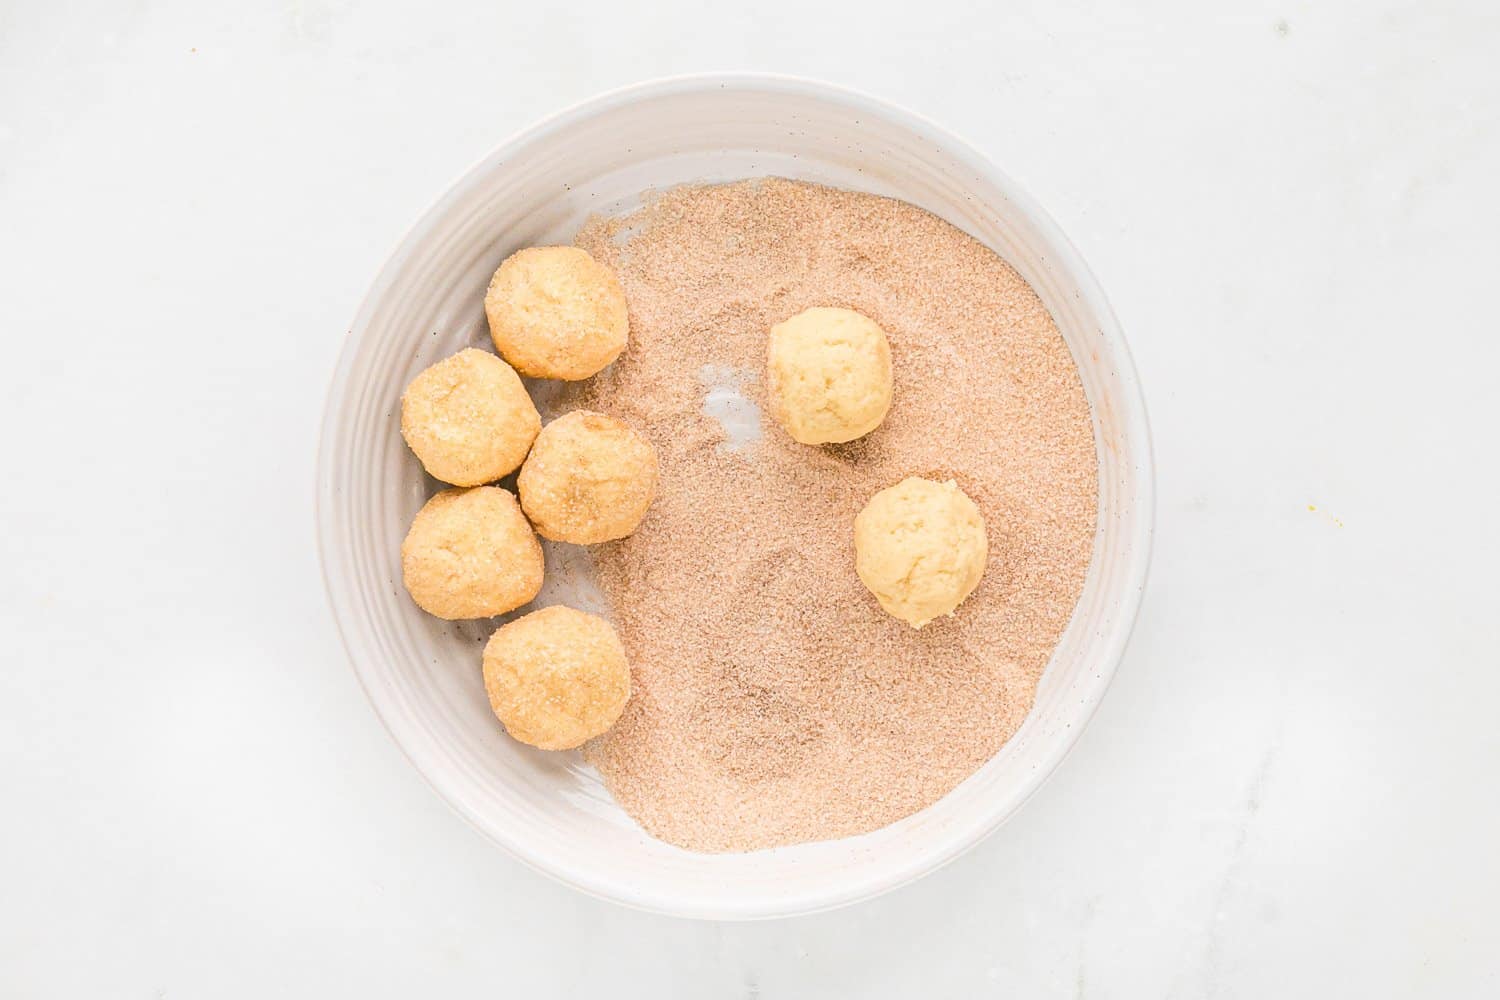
564 179 1097 852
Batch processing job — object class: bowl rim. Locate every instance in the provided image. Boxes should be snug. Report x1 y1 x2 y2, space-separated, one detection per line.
316 72 1156 919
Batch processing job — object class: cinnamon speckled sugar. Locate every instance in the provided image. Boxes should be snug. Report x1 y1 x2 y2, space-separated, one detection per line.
560 179 1096 853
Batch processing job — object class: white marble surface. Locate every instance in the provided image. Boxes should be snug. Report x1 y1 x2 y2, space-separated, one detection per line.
2 1 1497 996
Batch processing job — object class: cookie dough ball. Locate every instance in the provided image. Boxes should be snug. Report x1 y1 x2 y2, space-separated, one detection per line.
854 477 988 628
401 487 543 620
484 246 629 380
766 306 893 445
483 605 631 750
518 410 657 544
400 348 541 486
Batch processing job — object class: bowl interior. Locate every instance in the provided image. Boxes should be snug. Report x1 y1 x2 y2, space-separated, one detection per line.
318 78 1151 919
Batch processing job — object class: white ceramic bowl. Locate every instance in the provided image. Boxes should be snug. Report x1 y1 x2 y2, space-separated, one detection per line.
317 75 1153 919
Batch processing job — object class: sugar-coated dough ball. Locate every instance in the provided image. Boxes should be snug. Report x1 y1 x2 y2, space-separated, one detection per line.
766 306 893 445
483 605 631 750
854 477 988 628
484 246 629 380
400 348 541 486
518 410 658 544
401 487 543 620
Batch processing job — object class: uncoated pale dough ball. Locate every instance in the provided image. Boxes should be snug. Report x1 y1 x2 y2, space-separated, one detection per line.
483 605 631 750
518 410 658 544
401 486 543 620
400 348 541 486
484 246 629 380
854 477 988 628
766 306 893 445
